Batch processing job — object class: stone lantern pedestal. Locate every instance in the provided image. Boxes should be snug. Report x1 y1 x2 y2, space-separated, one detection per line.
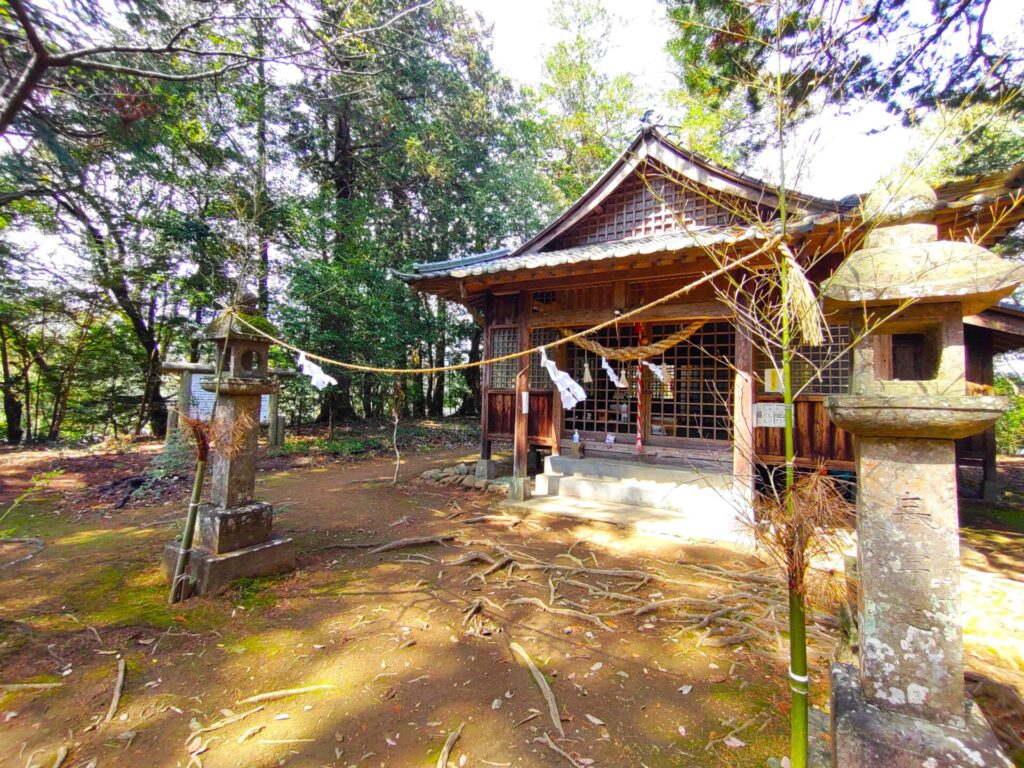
822 181 1020 767
163 303 295 596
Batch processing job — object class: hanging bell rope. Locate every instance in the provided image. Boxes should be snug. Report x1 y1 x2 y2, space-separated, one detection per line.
559 320 707 361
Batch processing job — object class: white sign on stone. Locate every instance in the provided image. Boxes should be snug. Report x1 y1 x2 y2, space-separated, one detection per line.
190 375 269 423
754 402 788 428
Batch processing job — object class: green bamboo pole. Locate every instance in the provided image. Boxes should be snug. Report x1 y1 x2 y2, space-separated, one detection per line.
168 460 206 604
773 1 808 760
167 309 232 605
780 234 808 768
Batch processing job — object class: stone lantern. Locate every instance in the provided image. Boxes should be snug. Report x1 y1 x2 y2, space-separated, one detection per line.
822 179 1021 767
163 296 295 596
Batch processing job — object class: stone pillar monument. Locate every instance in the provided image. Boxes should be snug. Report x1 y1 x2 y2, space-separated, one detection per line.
822 180 1022 767
163 301 296 596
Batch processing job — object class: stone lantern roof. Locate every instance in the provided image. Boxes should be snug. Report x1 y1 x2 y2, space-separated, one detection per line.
202 310 279 343
822 179 1024 316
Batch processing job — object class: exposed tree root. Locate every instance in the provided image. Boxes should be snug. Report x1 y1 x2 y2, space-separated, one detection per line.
510 642 564 737
436 721 465 768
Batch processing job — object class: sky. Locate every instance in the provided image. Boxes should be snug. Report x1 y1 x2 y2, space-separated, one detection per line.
455 0 985 200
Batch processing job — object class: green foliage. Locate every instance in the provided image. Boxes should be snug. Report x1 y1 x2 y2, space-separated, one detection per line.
663 0 1024 158
0 0 554 438
530 0 641 207
140 435 196 495
271 436 381 458
994 373 1024 456
0 470 63 534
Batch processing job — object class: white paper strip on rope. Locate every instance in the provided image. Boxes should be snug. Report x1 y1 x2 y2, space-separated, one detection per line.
639 360 666 382
601 357 627 388
539 347 587 409
298 352 338 390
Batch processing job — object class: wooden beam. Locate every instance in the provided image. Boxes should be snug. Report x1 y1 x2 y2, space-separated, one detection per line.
529 300 730 329
965 310 1024 338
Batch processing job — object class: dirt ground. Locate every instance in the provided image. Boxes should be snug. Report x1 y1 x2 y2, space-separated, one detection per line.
1 440 1023 767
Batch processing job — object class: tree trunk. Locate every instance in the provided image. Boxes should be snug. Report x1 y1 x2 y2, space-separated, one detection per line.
0 327 23 444
456 326 482 416
407 348 425 418
47 306 96 440
255 3 271 313
22 364 31 442
428 300 447 418
316 378 355 423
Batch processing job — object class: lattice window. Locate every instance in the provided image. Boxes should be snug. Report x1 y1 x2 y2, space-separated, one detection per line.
546 165 764 250
756 325 851 396
563 326 641 436
648 321 735 442
489 327 519 390
530 328 560 389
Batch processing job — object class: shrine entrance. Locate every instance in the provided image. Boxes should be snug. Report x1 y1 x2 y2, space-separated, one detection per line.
557 320 735 460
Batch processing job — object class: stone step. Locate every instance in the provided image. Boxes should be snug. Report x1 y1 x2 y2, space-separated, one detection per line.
544 455 732 488
501 495 752 546
549 474 739 514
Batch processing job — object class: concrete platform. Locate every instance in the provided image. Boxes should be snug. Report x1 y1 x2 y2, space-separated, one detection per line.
520 455 752 545
501 495 753 546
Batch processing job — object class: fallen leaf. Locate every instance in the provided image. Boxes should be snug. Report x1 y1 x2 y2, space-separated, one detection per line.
585 714 604 726
724 736 746 748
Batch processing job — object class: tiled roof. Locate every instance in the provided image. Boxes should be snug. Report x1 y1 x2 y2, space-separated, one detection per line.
401 228 766 281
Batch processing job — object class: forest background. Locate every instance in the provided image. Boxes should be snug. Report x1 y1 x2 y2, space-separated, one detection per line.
0 0 1021 448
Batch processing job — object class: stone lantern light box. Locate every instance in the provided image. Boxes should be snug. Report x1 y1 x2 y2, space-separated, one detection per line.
822 180 1024 767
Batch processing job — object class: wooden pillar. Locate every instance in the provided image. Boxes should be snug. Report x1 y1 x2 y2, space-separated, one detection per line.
267 392 280 447
480 293 492 461
550 342 565 455
166 371 193 446
509 291 531 501
979 331 999 500
732 316 756 511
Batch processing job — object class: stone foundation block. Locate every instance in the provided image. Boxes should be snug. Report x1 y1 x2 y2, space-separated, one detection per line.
507 476 531 502
198 502 273 554
830 663 1011 768
475 459 496 480
163 536 296 596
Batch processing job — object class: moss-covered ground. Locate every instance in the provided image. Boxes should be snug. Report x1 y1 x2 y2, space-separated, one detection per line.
0 444 1021 766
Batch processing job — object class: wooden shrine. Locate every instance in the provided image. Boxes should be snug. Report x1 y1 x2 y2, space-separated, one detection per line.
401 127 1024 499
